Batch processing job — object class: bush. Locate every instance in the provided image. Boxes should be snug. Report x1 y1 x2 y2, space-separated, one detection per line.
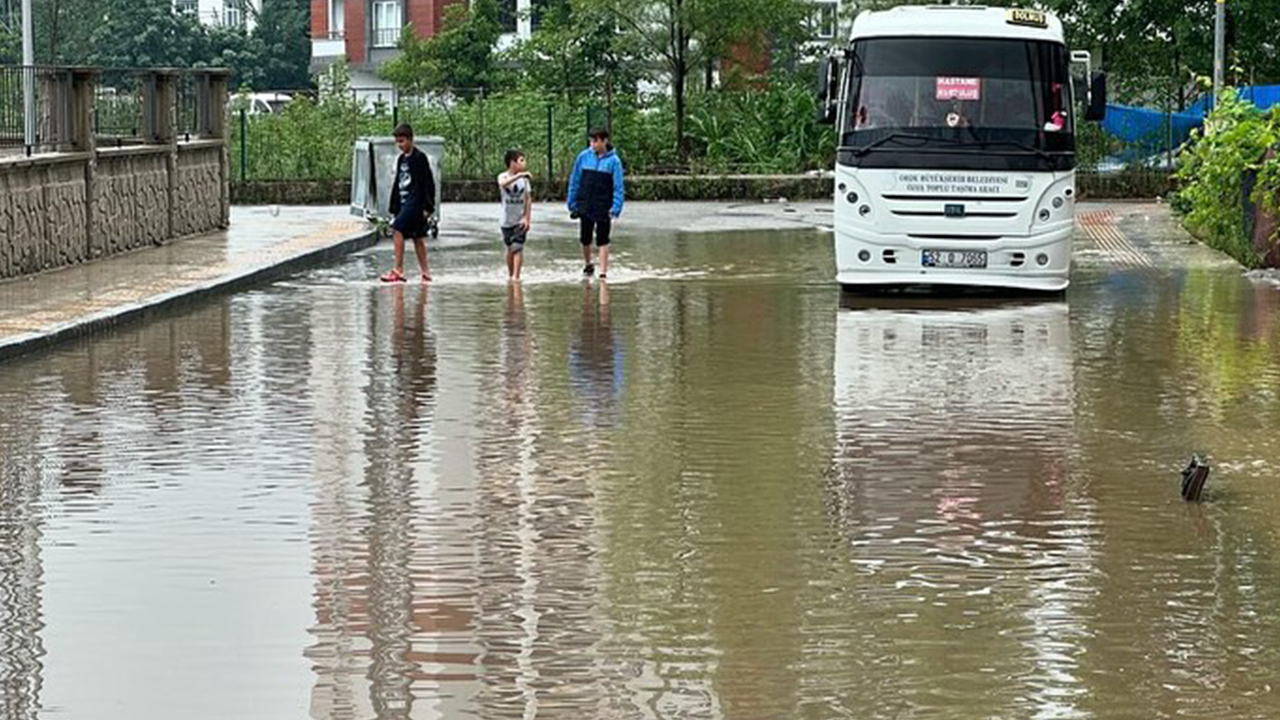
230 77 838 182
1175 88 1280 267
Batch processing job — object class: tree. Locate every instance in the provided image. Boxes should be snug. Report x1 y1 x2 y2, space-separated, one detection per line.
249 0 312 90
381 0 505 95
504 0 646 106
86 0 212 68
35 0 99 64
583 0 809 163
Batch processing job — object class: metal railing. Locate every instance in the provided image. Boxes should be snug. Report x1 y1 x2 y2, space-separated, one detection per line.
94 68 145 145
0 65 78 155
371 28 400 48
177 73 200 139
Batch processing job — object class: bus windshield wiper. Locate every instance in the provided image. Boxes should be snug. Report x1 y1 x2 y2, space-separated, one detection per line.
851 132 936 157
852 132 1058 162
970 138 1056 163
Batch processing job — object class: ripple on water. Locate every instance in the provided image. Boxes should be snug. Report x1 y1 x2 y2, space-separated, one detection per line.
4 232 1280 717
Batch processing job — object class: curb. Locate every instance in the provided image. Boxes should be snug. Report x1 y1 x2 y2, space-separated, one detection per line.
0 228 379 364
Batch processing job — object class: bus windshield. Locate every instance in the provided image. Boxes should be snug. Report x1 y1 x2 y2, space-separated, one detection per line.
844 37 1074 170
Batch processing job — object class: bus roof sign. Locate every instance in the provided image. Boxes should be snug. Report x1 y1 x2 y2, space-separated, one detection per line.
1007 8 1048 28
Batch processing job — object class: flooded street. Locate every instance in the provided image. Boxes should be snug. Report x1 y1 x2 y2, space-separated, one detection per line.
3 210 1280 719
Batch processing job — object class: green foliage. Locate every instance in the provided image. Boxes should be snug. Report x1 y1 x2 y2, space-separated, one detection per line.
87 0 212 68
380 0 505 94
247 0 312 90
502 0 640 99
687 80 836 173
580 0 811 159
231 82 838 182
22 0 308 92
0 28 16 64
1175 88 1280 267
232 60 379 180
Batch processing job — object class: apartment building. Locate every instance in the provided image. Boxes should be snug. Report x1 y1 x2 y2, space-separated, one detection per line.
175 0 263 31
310 0 541 105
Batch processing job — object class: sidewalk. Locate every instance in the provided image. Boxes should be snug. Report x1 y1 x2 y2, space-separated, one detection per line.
0 207 375 361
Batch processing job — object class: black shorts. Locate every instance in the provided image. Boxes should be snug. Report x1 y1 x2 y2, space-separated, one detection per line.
579 217 612 247
501 225 527 252
392 208 430 239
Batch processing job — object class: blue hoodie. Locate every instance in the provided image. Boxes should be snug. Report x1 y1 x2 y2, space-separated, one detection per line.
567 146 625 222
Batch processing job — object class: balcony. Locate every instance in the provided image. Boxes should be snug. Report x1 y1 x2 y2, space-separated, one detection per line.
312 31 346 59
371 27 401 48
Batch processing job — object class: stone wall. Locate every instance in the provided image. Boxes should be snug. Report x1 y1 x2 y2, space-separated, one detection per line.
0 69 231 281
0 155 90 278
174 144 228 237
230 170 1176 208
93 149 172 257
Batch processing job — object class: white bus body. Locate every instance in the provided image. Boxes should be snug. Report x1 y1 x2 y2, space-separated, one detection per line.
816 6 1107 292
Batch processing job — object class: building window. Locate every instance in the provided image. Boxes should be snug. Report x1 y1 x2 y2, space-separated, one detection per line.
223 0 245 28
329 0 345 38
175 0 198 14
498 0 517 34
812 0 837 40
372 0 402 47
530 0 550 32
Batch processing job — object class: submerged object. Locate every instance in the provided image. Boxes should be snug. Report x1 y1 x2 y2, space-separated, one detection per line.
1181 456 1211 502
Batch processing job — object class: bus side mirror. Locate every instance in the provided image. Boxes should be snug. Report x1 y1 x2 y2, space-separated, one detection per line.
816 56 840 125
1085 71 1107 122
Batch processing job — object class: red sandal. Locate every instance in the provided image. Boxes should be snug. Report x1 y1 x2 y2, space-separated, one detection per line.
379 269 407 283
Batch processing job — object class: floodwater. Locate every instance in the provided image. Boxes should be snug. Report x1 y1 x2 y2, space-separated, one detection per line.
3 224 1280 720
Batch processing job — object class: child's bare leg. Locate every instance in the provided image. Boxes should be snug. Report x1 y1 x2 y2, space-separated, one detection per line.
582 243 592 266
507 248 515 278
413 237 431 280
598 244 609 277
393 231 406 273
513 249 523 280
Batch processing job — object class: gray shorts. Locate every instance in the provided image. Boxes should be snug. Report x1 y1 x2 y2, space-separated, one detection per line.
501 225 526 252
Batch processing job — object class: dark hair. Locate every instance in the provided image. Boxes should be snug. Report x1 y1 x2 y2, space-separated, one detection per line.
504 149 525 167
588 127 610 141
393 123 414 140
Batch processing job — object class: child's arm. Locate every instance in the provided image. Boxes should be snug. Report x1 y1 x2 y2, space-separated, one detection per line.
389 157 402 215
498 171 530 189
416 153 435 214
522 188 533 231
566 154 584 213
611 156 626 218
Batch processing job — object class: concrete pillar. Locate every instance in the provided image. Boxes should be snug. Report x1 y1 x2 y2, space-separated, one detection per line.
69 68 98 153
142 70 180 241
142 70 179 144
194 69 232 228
68 68 100 262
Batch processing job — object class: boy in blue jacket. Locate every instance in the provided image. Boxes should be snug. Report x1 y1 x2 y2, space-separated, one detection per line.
567 128 625 279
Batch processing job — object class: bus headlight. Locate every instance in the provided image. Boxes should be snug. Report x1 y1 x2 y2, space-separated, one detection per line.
860 205 872 217
1038 209 1051 222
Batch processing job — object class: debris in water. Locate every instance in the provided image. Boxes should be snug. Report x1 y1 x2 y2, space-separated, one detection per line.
1180 455 1211 502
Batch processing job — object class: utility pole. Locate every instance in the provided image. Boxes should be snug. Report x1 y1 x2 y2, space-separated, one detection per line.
1213 0 1225 107
21 0 34 148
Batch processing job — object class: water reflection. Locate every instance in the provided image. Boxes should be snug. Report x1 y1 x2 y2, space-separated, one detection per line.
569 281 623 429
825 298 1097 718
8 233 1280 718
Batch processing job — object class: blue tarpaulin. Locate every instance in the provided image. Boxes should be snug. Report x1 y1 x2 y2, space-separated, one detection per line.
1101 104 1204 156
1187 85 1280 115
1101 85 1280 159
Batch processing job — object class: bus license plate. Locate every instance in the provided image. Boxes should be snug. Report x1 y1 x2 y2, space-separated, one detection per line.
923 249 987 269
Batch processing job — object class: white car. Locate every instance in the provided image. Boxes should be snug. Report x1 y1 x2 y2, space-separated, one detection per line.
244 92 293 115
